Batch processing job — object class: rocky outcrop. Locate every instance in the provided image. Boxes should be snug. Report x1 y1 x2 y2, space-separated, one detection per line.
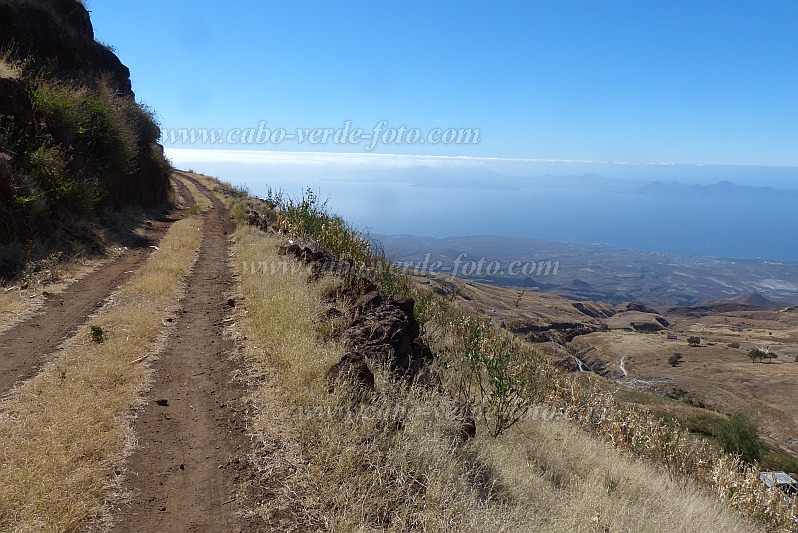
615 301 660 314
507 319 596 344
325 352 375 394
342 298 434 384
0 0 132 94
605 310 670 332
278 242 357 281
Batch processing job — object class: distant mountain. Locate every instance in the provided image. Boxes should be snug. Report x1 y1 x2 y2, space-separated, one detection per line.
667 293 782 315
519 173 647 193
633 180 798 198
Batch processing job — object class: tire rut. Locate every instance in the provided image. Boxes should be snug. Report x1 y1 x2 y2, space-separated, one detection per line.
114 175 256 532
0 176 193 395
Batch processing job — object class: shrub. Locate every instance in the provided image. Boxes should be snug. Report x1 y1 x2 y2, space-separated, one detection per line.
89 325 105 343
668 353 683 367
728 342 740 349
747 348 774 363
716 413 762 464
687 336 701 347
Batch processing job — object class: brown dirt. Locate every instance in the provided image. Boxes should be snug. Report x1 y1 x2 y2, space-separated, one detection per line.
114 174 259 532
0 177 194 395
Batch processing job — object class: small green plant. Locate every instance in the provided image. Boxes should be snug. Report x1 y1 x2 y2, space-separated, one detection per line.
668 353 683 367
440 314 552 437
727 342 740 349
687 336 700 347
55 366 66 385
90 325 106 343
513 288 525 308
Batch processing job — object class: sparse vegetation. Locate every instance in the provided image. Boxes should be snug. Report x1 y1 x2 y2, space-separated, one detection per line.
89 324 105 343
229 181 798 531
728 342 741 349
233 225 764 532
688 336 701 347
668 353 683 367
748 348 777 363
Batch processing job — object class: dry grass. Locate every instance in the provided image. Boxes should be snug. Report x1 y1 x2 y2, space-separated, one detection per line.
481 418 757 532
0 52 20 79
232 225 763 532
0 204 203 531
0 255 110 334
0 199 190 335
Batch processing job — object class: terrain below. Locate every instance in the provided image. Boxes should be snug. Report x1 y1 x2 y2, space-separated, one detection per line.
380 234 798 306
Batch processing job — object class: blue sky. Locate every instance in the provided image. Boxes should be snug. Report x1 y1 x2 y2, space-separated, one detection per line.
90 1 798 166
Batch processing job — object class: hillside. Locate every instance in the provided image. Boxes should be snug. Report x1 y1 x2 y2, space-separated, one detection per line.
0 172 792 531
0 0 171 278
421 273 798 473
0 3 796 531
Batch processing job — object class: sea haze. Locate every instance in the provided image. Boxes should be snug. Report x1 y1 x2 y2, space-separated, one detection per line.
169 149 798 262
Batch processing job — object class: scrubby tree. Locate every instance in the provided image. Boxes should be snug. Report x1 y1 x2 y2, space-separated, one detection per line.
668 353 683 367
748 348 764 363
748 348 777 363
687 336 700 347
717 413 762 464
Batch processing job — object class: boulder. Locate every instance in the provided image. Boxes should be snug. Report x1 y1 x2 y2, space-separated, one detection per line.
326 352 375 394
342 298 434 383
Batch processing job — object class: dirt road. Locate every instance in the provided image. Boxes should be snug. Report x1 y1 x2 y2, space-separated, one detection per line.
0 178 194 394
114 174 256 532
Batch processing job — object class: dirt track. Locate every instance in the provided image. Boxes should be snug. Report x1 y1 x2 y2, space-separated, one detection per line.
0 178 193 395
114 174 256 532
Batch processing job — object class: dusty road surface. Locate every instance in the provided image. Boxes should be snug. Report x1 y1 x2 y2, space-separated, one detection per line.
114 174 256 532
0 178 194 394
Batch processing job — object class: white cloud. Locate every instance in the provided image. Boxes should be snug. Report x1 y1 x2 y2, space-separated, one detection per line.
165 148 629 169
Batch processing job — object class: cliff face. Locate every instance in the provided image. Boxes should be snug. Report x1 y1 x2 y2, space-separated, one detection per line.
0 0 171 276
0 0 131 94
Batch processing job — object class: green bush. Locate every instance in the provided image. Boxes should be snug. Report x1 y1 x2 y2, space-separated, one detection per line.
76 92 133 175
32 83 82 135
716 413 762 464
90 324 106 343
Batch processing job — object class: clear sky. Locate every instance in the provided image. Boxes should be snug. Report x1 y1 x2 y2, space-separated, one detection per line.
89 1 798 166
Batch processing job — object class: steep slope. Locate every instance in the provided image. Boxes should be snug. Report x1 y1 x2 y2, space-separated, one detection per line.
0 0 171 277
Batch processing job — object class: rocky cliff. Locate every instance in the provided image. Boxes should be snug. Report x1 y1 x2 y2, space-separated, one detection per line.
0 0 170 276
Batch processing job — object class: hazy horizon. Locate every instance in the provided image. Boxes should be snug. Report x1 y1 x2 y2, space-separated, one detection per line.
170 149 798 263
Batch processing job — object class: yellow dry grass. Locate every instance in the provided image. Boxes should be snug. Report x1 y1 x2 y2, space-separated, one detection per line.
232 225 761 532
0 205 203 531
0 256 109 334
0 57 20 79
482 417 757 532
0 197 194 335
